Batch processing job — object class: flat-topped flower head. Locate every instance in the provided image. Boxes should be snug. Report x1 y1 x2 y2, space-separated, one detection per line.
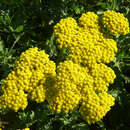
80 87 115 124
54 11 118 67
0 47 56 111
47 60 116 117
52 11 121 123
102 10 130 35
48 61 86 113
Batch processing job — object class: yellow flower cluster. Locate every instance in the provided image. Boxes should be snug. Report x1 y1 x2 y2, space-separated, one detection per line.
80 86 115 124
102 10 130 35
0 47 56 112
1 10 128 125
52 10 125 124
54 11 118 67
48 61 115 124
48 61 84 113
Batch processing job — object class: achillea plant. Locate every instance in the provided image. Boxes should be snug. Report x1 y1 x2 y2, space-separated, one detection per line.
0 10 129 125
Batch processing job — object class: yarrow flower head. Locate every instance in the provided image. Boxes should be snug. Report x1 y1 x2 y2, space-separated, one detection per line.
80 86 115 124
102 10 130 35
0 47 56 111
54 11 118 67
47 60 86 113
51 10 127 124
47 60 116 123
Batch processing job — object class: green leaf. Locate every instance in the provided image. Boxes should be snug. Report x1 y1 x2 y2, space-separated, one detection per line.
15 25 24 32
6 13 12 25
96 2 107 8
0 40 4 52
72 123 89 130
97 120 105 128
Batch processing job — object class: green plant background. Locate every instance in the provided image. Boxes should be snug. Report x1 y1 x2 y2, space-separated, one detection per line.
0 0 130 130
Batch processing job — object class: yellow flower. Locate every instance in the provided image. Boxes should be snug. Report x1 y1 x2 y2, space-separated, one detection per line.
52 11 121 124
0 47 56 111
80 86 115 124
102 10 129 35
54 12 118 66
